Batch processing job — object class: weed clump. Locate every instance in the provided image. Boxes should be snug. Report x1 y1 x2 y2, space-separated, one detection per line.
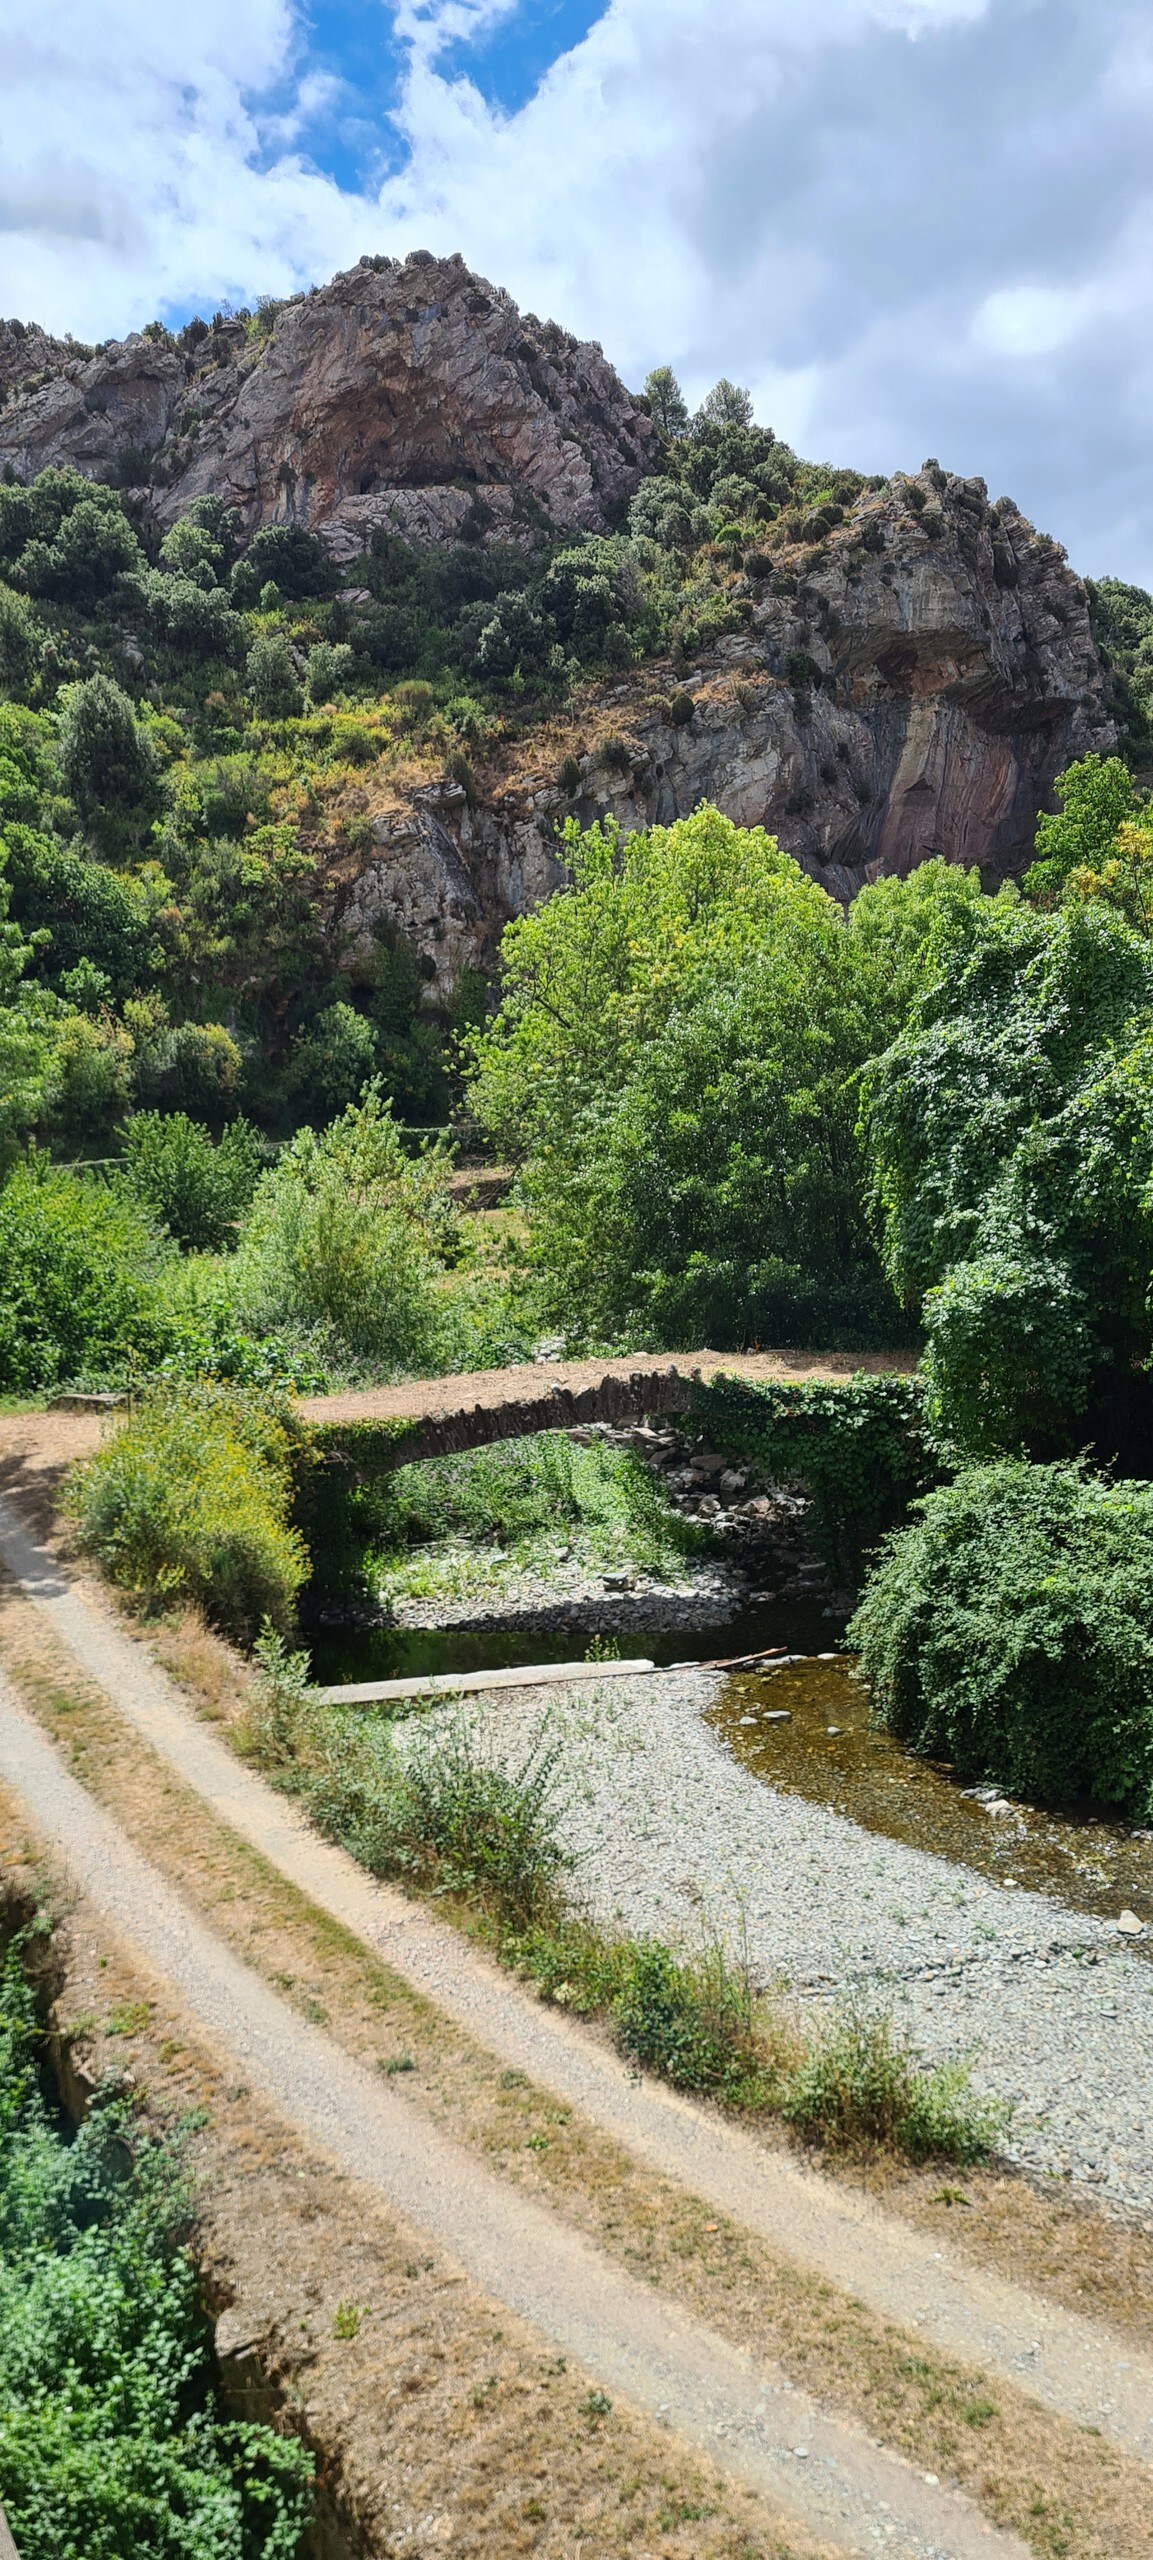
781 2007 1008 2163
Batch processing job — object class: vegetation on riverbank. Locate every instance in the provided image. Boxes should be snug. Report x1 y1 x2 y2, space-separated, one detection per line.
242 1635 1006 2166
0 1935 313 2558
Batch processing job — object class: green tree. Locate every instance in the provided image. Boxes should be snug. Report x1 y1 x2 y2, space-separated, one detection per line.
122 1111 262 1249
57 674 156 819
467 809 965 1348
696 379 755 430
861 895 1153 1459
643 366 690 441
235 1084 454 1373
245 631 302 720
1024 754 1138 905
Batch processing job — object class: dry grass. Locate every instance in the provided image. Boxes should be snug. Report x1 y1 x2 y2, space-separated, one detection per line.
1 1581 1150 2560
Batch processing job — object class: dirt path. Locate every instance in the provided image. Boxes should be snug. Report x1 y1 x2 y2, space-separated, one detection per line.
0 1489 1148 2486
0 1677 1028 2560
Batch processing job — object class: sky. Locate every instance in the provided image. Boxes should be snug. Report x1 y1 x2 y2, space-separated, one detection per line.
1 0 1151 580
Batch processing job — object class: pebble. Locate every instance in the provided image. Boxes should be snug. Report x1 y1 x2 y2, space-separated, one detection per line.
404 1669 1153 2220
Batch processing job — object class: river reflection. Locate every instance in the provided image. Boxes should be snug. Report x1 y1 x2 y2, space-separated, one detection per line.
707 1656 1153 1942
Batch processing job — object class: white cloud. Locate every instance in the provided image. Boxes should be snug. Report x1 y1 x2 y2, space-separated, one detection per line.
3 0 1153 576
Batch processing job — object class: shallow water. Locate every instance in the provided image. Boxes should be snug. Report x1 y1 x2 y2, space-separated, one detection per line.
707 1656 1153 1940
306 1594 832 1686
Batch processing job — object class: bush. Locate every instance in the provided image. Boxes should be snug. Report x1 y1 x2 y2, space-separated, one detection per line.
612 1938 769 2101
129 1015 244 1127
123 1112 262 1249
781 2007 1006 2162
235 1085 452 1374
849 1459 1153 1815
68 1383 309 1639
0 1936 313 2559
861 896 1153 1461
0 1162 172 1391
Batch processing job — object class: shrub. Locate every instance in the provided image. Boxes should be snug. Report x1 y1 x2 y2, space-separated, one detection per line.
0 1936 313 2559
781 2007 1006 2162
402 1716 569 1932
68 1383 309 1638
612 1938 769 2101
122 1112 263 1250
0 1162 172 1390
861 896 1153 1462
849 1459 1153 1815
235 1085 452 1374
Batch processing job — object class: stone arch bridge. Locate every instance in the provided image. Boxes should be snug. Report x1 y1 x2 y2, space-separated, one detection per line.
298 1349 913 1471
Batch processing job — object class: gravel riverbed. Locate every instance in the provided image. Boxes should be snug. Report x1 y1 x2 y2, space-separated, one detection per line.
398 1667 1153 2222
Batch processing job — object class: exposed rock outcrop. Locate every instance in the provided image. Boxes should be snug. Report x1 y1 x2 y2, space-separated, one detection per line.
331 464 1115 983
0 254 656 551
0 266 1115 969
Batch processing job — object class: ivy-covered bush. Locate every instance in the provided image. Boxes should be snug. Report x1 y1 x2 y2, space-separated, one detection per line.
849 1459 1153 1814
688 1371 933 1583
862 895 1153 1463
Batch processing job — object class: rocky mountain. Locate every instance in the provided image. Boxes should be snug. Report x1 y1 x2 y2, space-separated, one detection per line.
333 462 1115 985
0 253 655 557
0 258 1115 979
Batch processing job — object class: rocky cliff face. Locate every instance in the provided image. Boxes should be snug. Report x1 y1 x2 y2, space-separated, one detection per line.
0 266 1115 975
331 463 1115 985
0 254 655 554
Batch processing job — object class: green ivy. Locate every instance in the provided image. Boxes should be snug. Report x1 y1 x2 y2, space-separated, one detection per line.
686 1372 935 1584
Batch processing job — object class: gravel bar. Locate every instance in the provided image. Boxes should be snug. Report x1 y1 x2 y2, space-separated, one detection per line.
399 1668 1153 2221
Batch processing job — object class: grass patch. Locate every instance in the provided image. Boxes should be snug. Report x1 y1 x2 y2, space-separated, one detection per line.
244 1637 1006 2166
369 1430 705 1606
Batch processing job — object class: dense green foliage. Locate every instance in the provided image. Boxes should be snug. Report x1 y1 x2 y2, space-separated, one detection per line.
849 1462 1153 1817
468 809 980 1349
234 1085 455 1375
68 1384 309 1638
0 1160 174 1389
0 1937 312 2558
687 1374 934 1583
862 894 1153 1462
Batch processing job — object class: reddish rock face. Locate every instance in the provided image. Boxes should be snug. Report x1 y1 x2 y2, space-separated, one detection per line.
0 254 656 550
331 468 1116 988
